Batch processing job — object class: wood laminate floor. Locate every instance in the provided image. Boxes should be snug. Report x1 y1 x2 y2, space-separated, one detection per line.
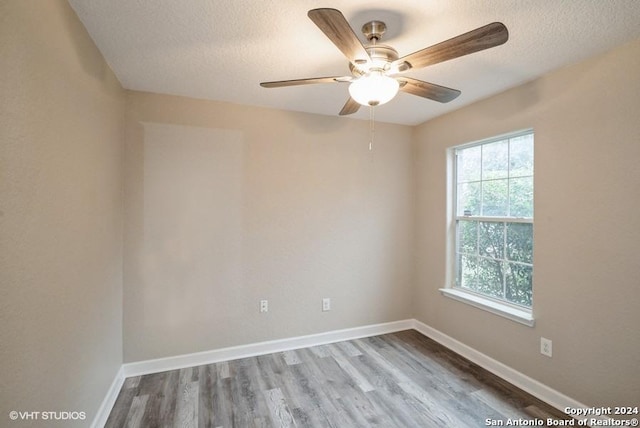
106 330 569 427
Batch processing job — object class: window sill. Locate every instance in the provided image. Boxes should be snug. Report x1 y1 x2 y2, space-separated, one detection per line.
439 288 535 327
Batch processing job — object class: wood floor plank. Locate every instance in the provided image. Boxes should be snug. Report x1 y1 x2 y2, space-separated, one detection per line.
472 387 532 421
328 345 374 393
279 365 307 411
365 387 433 428
331 393 377 427
245 355 276 427
107 330 570 427
263 388 295 427
401 333 486 393
336 340 362 357
254 354 279 392
288 351 346 427
158 370 180 425
175 368 199 428
292 348 326 386
352 338 415 385
397 380 468 427
139 371 176 427
123 376 141 389
379 333 471 400
197 364 217 428
212 376 233 427
308 344 331 358
217 361 230 379
281 350 302 366
104 380 138 428
347 353 439 427
124 394 148 428
228 359 256 427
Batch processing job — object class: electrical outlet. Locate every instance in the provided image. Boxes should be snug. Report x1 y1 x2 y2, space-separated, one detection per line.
322 298 331 312
540 337 552 357
260 300 268 313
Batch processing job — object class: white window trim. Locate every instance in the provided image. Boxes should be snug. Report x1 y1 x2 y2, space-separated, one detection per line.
444 129 535 327
439 288 535 327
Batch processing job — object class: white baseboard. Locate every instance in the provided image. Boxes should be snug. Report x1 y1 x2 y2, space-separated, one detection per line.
91 365 124 428
411 320 610 422
123 319 413 377
94 318 607 427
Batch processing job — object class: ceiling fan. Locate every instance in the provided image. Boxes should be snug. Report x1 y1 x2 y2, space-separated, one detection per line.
260 8 508 116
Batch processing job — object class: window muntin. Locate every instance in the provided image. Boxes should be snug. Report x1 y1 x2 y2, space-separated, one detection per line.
453 131 534 308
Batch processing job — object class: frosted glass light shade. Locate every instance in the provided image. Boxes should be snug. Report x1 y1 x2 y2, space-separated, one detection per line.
348 71 399 106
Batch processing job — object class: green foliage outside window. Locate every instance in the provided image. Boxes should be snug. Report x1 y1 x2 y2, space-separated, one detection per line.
454 132 534 308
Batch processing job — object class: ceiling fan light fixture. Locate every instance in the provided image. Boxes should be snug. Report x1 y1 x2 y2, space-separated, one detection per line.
262 10 509 116
348 70 399 107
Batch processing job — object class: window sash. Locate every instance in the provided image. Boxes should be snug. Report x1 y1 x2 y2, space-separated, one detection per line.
454 218 533 309
451 130 534 310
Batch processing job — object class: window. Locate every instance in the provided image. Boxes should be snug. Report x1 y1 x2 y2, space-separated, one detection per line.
444 130 534 324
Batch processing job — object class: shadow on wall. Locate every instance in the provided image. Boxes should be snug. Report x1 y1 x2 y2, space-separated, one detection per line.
62 2 109 83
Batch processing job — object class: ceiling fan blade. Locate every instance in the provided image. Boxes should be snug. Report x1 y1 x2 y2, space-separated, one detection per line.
308 8 371 66
260 76 351 88
398 77 461 103
392 22 508 71
339 97 361 116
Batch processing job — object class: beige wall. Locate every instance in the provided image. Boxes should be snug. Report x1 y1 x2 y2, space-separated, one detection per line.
124 92 415 362
0 0 124 425
414 38 640 406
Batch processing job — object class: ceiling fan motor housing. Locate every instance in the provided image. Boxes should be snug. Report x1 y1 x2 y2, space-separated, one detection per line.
349 43 399 76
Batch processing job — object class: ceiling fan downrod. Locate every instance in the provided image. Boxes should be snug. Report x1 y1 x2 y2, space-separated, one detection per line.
362 20 386 43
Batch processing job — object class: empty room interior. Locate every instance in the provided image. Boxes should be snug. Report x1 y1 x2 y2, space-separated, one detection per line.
2 1 640 427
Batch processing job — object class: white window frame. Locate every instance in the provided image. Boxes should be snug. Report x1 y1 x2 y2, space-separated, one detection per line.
440 129 535 327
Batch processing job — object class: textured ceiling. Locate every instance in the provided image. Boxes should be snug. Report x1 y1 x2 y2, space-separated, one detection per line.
68 0 640 125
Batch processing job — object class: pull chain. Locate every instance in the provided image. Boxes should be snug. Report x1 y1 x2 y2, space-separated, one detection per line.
369 105 375 152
